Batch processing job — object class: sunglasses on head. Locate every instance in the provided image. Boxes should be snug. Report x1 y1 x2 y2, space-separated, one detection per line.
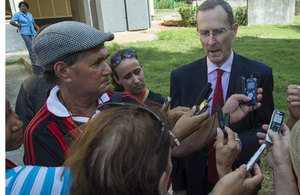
99 102 165 142
111 49 136 66
99 102 180 146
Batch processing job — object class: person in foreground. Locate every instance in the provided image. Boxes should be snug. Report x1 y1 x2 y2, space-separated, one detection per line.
7 103 263 195
256 121 300 195
256 88 300 195
170 0 274 194
109 49 190 122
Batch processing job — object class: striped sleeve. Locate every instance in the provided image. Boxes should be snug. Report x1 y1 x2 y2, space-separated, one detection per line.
6 166 70 195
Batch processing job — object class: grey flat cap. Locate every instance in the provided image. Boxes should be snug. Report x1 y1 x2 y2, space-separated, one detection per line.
32 21 114 68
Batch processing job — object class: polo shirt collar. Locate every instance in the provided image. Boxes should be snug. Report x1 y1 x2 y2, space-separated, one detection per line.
46 85 110 119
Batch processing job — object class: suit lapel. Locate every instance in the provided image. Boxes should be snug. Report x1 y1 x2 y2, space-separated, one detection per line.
196 58 208 98
226 52 243 99
189 58 208 107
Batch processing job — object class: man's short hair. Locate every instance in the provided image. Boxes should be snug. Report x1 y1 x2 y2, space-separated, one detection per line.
42 52 82 85
196 0 234 26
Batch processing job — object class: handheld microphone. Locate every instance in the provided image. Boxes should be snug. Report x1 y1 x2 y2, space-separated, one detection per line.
194 83 212 115
217 104 228 138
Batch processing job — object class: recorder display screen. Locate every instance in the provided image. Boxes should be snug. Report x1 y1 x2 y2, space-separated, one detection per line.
247 82 255 89
273 114 283 123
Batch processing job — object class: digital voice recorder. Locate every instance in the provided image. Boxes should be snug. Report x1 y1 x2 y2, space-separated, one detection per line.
246 143 266 172
265 109 285 144
246 109 285 171
245 78 257 105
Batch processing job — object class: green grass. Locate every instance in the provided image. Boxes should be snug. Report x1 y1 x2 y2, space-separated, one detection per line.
294 15 300 24
6 58 23 65
106 22 300 194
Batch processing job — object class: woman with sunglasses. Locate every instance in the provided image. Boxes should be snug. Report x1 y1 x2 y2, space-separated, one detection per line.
110 49 190 122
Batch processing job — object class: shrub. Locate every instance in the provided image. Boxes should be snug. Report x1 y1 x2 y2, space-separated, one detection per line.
154 0 187 9
178 5 198 27
234 6 248 26
175 1 186 8
154 0 173 9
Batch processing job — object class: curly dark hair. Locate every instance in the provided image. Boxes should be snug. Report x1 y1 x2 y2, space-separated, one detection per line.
18 1 29 9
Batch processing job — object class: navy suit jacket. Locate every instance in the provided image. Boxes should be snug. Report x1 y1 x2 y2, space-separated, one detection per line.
170 52 274 194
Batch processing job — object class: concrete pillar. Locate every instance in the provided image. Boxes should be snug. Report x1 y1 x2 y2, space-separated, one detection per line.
248 0 295 25
149 0 154 20
69 0 93 26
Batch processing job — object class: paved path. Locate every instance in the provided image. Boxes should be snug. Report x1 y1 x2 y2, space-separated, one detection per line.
6 21 27 53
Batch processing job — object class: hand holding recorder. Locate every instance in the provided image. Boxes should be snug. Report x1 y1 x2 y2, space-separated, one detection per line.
256 123 290 169
215 127 241 178
222 87 263 124
211 164 263 195
256 123 299 195
171 87 263 157
246 109 285 171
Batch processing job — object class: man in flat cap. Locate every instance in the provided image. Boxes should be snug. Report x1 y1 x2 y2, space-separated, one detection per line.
23 21 142 166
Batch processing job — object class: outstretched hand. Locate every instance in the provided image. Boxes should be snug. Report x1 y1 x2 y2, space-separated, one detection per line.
168 106 190 123
256 123 291 169
212 164 263 195
222 88 263 124
287 84 300 129
215 127 241 178
256 123 299 195
172 106 209 143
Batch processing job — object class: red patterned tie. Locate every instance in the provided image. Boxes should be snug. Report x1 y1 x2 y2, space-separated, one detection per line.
207 68 224 184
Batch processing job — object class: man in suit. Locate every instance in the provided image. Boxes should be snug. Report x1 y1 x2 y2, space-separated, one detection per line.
170 0 274 194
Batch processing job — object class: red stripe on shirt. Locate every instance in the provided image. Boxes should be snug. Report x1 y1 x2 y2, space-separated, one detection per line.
62 117 82 138
47 121 69 160
24 107 49 165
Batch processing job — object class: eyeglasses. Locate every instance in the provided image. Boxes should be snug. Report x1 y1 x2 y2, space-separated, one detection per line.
198 25 233 38
99 102 165 141
111 49 136 66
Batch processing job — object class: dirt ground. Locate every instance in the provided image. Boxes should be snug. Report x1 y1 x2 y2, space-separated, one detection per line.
111 9 186 44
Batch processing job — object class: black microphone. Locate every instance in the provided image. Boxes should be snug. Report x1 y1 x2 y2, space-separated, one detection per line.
194 82 212 115
237 76 246 95
224 113 230 127
217 104 228 138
